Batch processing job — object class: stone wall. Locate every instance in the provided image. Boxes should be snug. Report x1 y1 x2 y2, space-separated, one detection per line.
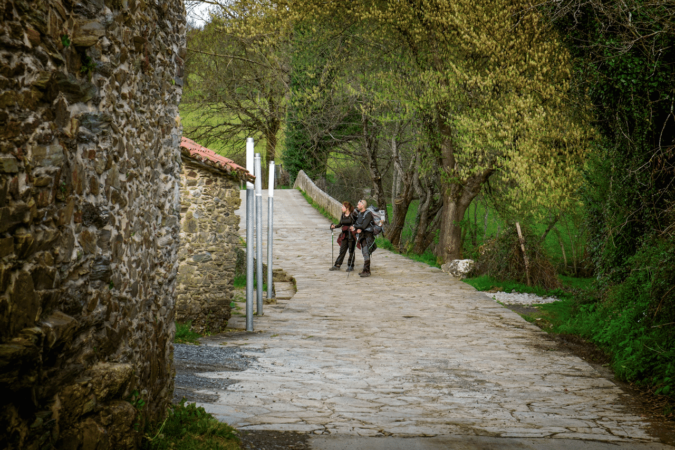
0 0 185 448
176 158 241 334
293 169 341 220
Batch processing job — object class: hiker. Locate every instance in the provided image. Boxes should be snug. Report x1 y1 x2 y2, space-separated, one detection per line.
329 201 358 272
351 199 378 278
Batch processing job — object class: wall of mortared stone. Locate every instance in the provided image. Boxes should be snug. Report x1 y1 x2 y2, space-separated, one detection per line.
176 158 241 333
0 0 185 448
293 169 341 220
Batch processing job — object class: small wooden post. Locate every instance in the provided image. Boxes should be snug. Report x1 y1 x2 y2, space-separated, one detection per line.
560 240 568 271
515 222 531 286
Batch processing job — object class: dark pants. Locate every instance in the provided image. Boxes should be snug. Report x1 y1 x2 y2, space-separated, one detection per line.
359 233 375 262
335 236 356 267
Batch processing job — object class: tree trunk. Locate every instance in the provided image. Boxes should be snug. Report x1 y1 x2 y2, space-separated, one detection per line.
555 229 568 273
515 222 531 286
413 205 442 255
411 169 443 255
434 121 493 263
263 114 280 189
388 191 414 247
472 200 478 247
362 113 387 212
391 163 398 204
385 135 417 247
539 214 559 244
483 200 489 240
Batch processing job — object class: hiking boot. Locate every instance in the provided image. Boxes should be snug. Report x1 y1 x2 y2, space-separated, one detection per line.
346 266 354 272
329 266 341 271
359 261 371 277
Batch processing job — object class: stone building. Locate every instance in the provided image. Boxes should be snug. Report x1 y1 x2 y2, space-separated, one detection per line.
176 137 253 334
0 0 185 448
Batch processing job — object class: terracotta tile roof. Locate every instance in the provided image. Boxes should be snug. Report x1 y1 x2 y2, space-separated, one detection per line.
180 137 254 182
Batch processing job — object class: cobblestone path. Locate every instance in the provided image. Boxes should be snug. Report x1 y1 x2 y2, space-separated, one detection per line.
198 189 657 444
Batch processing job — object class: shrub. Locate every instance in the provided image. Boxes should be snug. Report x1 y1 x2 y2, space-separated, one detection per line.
474 224 561 290
143 400 240 450
560 240 675 397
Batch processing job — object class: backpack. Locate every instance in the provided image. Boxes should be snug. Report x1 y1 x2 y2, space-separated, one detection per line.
365 206 385 236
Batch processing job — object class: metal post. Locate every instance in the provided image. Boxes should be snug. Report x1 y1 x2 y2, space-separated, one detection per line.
245 138 255 332
267 161 275 301
255 154 264 315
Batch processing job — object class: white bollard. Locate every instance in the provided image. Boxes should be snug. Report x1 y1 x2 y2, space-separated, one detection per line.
255 154 263 315
267 161 275 301
245 138 254 332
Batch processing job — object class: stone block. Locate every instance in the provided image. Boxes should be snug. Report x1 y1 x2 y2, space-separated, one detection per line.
41 311 77 349
90 255 112 282
82 203 109 228
31 265 56 290
73 20 106 48
9 271 39 334
47 72 98 104
79 229 97 254
0 155 19 173
0 237 14 258
192 252 212 263
86 362 133 401
31 144 64 167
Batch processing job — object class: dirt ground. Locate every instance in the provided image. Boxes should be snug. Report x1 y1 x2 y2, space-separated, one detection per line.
239 430 311 450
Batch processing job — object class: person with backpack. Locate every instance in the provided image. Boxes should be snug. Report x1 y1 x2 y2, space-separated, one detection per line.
351 199 380 277
329 201 358 272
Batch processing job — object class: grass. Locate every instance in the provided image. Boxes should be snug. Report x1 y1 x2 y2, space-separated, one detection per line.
233 273 266 291
463 274 592 300
143 400 240 450
175 322 203 345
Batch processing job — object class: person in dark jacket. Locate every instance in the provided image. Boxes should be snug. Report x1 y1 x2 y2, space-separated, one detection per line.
329 201 358 271
351 199 376 277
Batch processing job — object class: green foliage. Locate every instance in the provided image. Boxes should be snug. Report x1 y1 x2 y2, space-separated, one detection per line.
233 274 246 289
283 23 361 183
556 243 675 397
60 34 70 47
143 400 240 450
182 16 287 163
549 0 675 397
233 274 266 291
80 56 96 76
175 322 202 345
464 275 582 301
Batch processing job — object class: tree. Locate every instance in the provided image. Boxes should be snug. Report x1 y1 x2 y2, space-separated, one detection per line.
183 2 290 167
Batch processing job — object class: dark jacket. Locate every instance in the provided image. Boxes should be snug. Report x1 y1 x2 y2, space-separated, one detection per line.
333 211 357 229
354 210 373 230
354 210 374 237
334 211 357 245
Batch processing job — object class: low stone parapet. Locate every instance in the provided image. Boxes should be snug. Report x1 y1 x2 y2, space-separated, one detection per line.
293 170 341 220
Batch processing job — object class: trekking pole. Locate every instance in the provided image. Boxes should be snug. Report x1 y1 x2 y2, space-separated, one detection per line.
331 228 334 265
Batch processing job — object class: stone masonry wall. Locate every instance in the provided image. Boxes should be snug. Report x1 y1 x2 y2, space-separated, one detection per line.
0 1 185 449
176 158 241 334
293 169 341 220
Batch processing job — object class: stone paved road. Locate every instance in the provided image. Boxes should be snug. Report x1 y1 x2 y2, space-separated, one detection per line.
197 189 662 445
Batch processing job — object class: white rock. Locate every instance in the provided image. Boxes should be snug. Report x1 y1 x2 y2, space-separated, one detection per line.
489 292 559 305
441 259 475 279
